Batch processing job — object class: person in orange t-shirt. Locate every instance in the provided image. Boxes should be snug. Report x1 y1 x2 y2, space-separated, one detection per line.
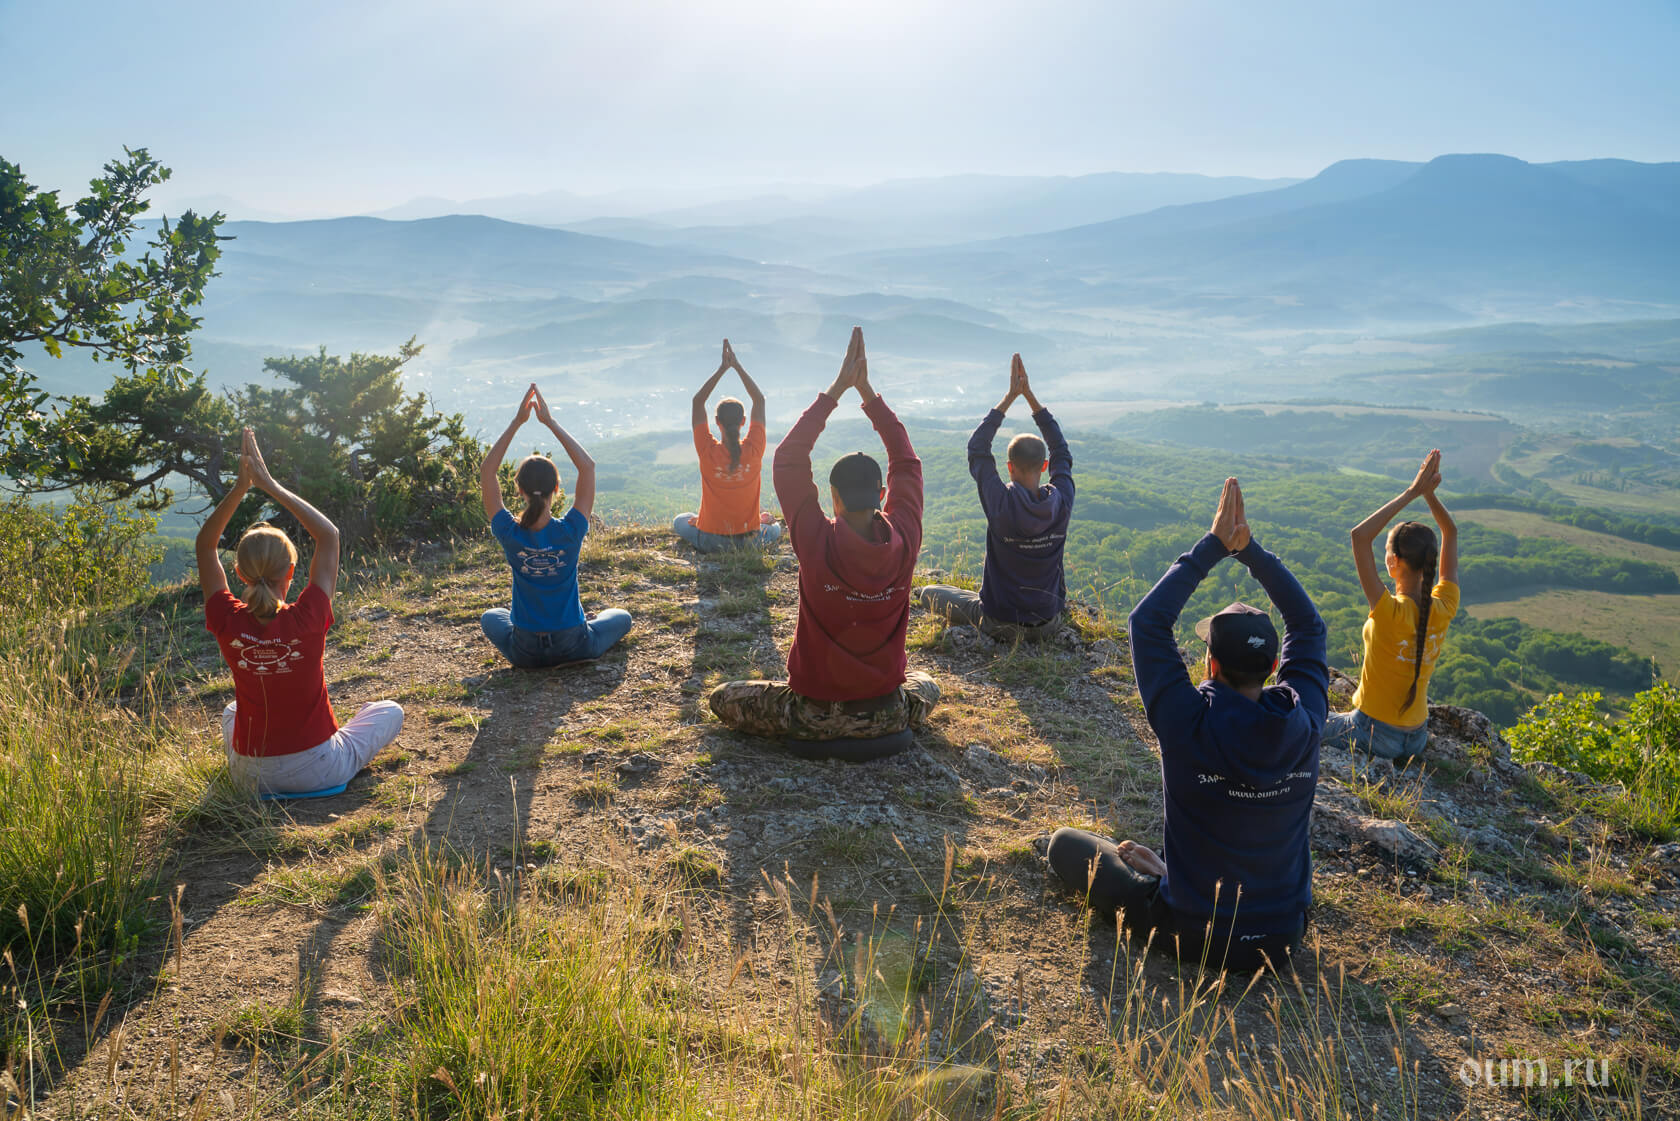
673 339 782 552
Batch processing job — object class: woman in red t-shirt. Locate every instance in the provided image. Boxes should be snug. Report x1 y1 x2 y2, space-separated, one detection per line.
673 339 782 553
196 428 405 794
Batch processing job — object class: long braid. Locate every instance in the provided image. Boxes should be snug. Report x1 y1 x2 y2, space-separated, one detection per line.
1393 521 1439 712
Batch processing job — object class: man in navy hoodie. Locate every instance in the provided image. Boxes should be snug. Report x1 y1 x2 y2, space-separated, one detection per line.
1047 478 1327 972
917 354 1074 640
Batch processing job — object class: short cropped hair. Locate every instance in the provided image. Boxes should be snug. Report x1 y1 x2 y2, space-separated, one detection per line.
829 451 883 511
1216 663 1272 690
1007 433 1046 472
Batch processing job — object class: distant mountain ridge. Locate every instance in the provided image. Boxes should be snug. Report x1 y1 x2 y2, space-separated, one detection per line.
848 154 1680 318
368 170 1301 251
210 214 764 300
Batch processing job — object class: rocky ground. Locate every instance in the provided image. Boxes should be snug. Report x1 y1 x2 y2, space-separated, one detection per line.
33 526 1680 1119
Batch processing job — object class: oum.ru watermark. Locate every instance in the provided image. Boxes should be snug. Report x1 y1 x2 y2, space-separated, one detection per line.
1459 1056 1613 1089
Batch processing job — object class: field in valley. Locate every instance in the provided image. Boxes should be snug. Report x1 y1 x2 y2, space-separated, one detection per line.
1460 510 1680 680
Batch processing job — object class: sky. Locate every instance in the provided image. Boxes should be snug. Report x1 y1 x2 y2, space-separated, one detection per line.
2 0 1677 218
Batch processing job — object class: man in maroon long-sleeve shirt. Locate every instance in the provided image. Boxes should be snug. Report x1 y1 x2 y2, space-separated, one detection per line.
708 328 939 755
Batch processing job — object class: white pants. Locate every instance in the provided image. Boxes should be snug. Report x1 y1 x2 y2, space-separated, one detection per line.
222 700 406 794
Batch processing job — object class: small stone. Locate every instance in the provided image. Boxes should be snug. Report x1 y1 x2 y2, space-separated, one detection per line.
616 752 659 775
963 744 1011 780
1470 825 1515 855
1435 1003 1466 1020
1361 818 1440 867
1647 842 1680 872
1090 639 1122 660
1426 704 1513 765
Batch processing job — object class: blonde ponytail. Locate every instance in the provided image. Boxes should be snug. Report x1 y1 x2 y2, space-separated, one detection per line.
236 524 297 622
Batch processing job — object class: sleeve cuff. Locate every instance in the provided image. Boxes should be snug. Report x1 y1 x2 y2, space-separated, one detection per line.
1234 538 1266 566
861 393 889 417
1190 533 1231 567
812 393 839 416
1032 407 1052 421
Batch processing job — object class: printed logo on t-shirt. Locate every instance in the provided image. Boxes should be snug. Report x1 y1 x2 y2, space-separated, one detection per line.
228 634 305 675
1198 770 1299 801
516 547 569 578
1391 630 1445 665
1001 530 1065 551
822 581 899 604
710 461 753 483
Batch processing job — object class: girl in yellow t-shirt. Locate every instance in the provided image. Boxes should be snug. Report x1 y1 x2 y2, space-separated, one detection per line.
1325 449 1460 762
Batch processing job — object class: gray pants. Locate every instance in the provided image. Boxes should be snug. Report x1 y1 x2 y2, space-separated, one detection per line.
916 584 1061 643
223 700 405 794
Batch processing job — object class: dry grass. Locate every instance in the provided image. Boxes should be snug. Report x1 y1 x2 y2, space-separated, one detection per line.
9 526 1679 1120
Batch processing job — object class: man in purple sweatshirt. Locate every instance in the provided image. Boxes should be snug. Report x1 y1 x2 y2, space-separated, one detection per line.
1046 479 1327 973
917 354 1074 640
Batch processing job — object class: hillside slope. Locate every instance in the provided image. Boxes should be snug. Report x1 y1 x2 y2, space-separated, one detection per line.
40 527 1680 1119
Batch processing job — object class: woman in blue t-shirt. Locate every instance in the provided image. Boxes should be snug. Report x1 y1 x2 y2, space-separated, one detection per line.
478 384 632 668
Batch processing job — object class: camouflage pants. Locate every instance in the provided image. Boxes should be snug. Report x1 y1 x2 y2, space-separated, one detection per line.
707 671 940 740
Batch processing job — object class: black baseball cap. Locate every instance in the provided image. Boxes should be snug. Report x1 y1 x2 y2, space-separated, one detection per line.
829 452 883 511
1193 602 1278 675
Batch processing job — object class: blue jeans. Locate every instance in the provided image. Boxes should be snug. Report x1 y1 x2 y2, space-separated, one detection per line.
1322 708 1428 761
672 513 781 553
480 608 633 669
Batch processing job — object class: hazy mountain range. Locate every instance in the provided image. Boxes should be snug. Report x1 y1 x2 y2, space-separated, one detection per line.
844 155 1680 317
35 154 1679 436
363 170 1300 249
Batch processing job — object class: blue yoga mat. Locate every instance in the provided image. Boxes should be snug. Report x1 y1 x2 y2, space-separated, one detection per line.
258 781 349 802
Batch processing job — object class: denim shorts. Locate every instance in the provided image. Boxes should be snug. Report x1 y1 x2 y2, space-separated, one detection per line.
1322 708 1428 761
